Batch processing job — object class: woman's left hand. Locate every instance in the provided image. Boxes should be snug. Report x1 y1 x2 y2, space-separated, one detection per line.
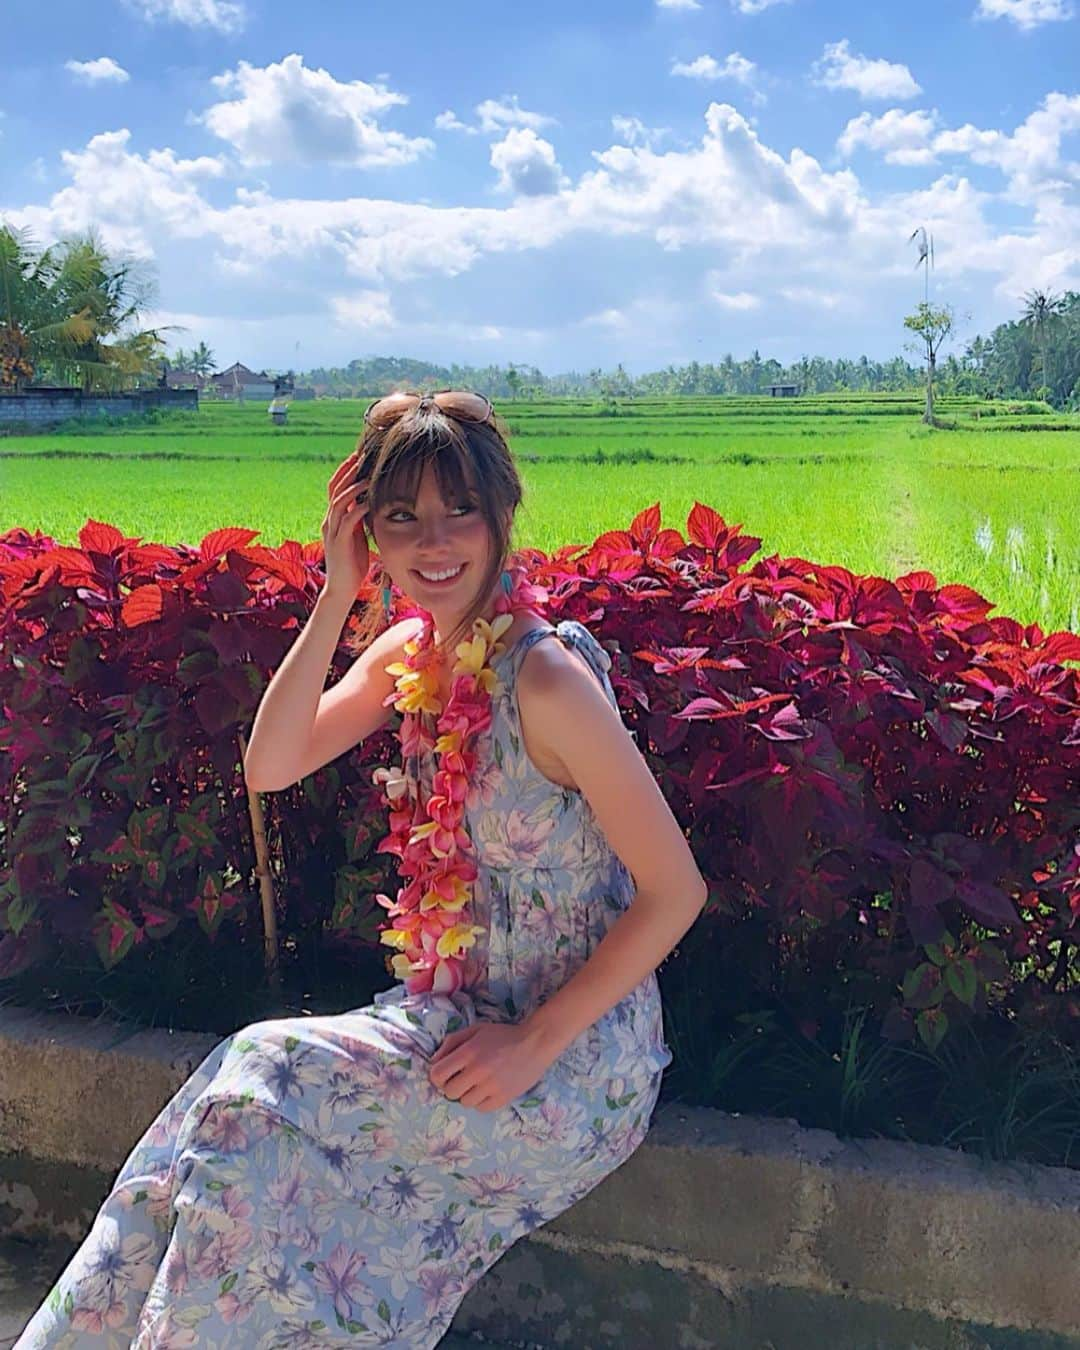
428 1022 555 1113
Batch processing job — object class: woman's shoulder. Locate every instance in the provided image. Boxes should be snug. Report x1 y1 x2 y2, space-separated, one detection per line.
513 622 615 794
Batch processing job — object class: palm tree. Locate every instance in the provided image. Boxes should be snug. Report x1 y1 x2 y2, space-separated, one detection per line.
0 224 170 392
1019 289 1066 397
48 231 171 391
0 224 95 392
190 340 216 378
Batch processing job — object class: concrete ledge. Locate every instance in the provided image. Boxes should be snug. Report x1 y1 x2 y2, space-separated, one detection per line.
2 1004 1079 1348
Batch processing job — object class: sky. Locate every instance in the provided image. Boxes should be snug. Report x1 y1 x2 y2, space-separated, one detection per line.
1 0 1078 376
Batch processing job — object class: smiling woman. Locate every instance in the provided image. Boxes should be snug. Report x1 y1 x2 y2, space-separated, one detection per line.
13 390 706 1350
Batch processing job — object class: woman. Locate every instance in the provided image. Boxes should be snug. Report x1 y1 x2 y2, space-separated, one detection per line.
16 390 708 1348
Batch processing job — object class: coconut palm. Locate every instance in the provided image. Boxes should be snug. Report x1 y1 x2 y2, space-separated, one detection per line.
47 230 171 391
1019 289 1066 397
189 340 216 378
0 224 96 392
0 223 171 392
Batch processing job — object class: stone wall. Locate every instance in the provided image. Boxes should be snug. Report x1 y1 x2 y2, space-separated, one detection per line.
0 387 198 428
2 1003 1079 1347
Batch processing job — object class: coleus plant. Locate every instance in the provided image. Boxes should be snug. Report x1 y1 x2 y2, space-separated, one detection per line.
1 504 1078 1051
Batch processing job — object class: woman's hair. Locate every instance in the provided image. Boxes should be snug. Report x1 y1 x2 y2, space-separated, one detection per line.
341 401 525 662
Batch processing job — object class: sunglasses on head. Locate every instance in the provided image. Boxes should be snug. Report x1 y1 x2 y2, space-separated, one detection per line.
363 388 494 430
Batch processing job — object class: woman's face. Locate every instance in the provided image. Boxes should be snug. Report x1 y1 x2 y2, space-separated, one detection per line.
369 459 498 624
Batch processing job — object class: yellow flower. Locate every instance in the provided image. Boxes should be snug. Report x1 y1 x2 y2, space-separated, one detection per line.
409 820 440 846
453 612 514 677
380 928 409 950
420 876 470 913
390 953 420 979
435 923 487 959
433 729 463 755
385 658 442 714
453 632 488 677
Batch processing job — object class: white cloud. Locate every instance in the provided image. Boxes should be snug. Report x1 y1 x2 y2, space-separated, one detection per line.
935 93 1080 200
611 115 670 149
671 52 765 102
710 289 760 309
778 285 844 309
975 0 1073 26
65 57 130 84
731 0 794 11
435 109 477 134
330 291 395 328
490 128 568 196
475 96 556 135
812 39 922 101
656 0 702 9
838 109 941 165
9 128 226 257
7 98 1076 333
581 308 632 329
672 53 758 87
837 93 1080 204
200 54 433 168
123 0 244 33
432 95 556 138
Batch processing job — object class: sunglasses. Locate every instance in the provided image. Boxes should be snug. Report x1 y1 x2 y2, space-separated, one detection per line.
363 388 494 429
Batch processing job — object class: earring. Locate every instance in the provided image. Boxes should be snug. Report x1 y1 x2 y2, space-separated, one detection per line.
382 583 392 619
500 570 512 596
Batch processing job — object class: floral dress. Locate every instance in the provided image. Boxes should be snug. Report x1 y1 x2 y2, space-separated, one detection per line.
15 618 673 1350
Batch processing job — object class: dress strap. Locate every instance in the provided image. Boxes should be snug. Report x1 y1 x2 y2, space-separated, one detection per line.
509 619 617 710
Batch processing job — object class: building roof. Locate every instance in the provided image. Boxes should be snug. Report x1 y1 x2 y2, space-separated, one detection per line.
210 362 272 386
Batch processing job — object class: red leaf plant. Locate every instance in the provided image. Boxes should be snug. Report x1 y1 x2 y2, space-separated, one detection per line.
1 505 1078 1049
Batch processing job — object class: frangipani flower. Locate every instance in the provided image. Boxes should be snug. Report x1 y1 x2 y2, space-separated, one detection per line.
371 763 408 801
370 564 549 995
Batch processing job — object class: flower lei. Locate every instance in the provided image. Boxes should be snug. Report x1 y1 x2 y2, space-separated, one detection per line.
370 562 549 996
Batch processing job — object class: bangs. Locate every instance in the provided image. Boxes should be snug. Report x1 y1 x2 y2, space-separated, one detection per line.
375 420 477 509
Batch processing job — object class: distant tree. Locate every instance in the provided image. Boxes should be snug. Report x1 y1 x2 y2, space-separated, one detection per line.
189 340 216 377
903 301 955 425
1019 289 1066 397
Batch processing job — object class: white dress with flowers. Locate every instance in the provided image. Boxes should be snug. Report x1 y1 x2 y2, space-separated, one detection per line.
15 619 672 1350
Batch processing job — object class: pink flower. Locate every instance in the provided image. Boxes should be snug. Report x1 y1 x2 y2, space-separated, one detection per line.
373 564 549 994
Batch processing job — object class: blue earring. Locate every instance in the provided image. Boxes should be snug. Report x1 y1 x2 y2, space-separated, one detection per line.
382 583 392 619
500 570 512 596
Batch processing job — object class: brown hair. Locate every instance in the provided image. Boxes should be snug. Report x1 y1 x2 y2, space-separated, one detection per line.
342 402 525 662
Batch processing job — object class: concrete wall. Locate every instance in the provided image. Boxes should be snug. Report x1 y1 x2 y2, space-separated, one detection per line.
0 388 197 427
2 1003 1078 1348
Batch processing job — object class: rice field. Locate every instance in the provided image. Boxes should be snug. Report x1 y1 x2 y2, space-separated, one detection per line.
2 392 1079 634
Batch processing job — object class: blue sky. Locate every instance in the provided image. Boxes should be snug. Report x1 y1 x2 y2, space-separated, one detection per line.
2 0 1077 375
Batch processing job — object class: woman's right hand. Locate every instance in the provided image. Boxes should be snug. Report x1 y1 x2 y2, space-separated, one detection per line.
321 451 371 598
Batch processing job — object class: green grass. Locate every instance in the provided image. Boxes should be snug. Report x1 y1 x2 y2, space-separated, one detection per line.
2 393 1079 633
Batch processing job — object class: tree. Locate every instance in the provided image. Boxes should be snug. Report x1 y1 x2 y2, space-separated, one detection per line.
189 340 216 377
1 225 95 392
1019 289 1066 397
903 301 954 425
506 364 521 400
0 223 170 392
